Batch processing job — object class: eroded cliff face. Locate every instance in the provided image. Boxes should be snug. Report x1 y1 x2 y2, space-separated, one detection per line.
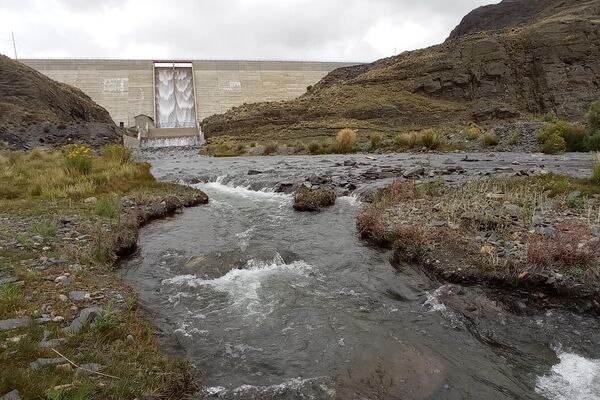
201 0 600 140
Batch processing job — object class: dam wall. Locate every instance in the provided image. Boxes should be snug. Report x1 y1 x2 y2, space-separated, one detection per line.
21 59 357 129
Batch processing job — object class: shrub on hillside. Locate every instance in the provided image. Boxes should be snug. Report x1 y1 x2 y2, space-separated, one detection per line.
593 153 600 184
262 142 278 155
537 121 588 152
541 133 566 154
101 144 131 164
586 134 600 152
335 129 357 153
420 129 445 150
541 113 557 123
465 123 482 140
480 132 499 147
370 133 383 150
394 133 416 149
588 100 600 133
63 144 92 174
308 142 321 154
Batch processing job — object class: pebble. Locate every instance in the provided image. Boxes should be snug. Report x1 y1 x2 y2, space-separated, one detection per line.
58 294 68 302
54 275 71 285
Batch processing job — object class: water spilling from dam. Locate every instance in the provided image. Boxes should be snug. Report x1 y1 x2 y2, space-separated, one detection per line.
141 136 202 149
155 65 197 128
124 151 600 400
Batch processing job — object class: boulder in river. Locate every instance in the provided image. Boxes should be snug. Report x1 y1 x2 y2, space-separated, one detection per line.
293 186 336 212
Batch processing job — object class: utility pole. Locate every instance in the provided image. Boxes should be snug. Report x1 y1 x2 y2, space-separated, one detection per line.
11 31 17 59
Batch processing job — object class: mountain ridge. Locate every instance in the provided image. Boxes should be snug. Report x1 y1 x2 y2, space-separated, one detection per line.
201 0 600 141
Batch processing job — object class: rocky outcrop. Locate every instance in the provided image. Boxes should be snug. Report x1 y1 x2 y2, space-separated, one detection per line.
201 0 600 141
0 54 122 149
446 0 568 41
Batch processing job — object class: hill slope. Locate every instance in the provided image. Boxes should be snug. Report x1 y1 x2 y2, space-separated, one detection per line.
201 0 600 141
0 54 121 149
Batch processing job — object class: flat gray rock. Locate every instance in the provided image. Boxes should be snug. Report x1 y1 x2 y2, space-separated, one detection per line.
0 277 17 286
64 306 101 334
0 317 31 331
0 389 21 400
68 291 89 301
38 338 67 348
29 357 64 370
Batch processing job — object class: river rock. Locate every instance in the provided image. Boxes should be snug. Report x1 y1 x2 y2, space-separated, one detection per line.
403 167 425 178
293 186 336 212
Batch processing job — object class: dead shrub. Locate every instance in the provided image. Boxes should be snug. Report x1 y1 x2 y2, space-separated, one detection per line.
391 224 431 262
356 206 391 245
527 228 598 269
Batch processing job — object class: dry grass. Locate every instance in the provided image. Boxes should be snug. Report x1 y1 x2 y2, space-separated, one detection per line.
527 221 599 270
335 128 357 153
465 123 482 140
0 147 203 398
480 132 499 147
0 146 155 201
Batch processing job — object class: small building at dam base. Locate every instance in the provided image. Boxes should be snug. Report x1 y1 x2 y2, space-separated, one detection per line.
21 59 358 145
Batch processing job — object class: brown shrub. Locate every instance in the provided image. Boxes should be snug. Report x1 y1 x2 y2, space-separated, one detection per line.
527 228 598 269
373 181 419 205
391 224 431 262
356 206 391 245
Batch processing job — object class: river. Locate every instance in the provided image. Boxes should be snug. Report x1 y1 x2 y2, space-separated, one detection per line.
124 150 600 400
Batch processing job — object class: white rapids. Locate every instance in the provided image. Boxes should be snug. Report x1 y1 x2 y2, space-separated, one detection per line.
536 350 600 400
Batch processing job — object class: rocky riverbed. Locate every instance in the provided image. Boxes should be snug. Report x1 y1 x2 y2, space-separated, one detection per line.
123 149 600 400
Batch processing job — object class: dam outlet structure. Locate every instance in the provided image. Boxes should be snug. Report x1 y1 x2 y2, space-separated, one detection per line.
21 59 358 147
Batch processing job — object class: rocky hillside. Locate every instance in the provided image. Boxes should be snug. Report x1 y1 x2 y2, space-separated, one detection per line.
0 54 122 150
201 0 600 141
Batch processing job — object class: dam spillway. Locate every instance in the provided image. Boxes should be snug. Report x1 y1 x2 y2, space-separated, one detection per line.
20 59 358 130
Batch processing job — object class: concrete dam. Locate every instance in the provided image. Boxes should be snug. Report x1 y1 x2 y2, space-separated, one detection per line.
21 59 357 145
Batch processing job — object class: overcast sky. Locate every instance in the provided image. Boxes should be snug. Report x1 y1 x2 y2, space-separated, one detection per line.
0 0 497 62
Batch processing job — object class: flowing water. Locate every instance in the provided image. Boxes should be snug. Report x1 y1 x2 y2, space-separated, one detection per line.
124 151 600 400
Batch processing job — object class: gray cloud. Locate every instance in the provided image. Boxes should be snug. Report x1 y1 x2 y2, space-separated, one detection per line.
0 0 497 61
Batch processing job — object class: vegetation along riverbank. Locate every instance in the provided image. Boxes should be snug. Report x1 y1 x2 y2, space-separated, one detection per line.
0 145 208 399
357 159 600 313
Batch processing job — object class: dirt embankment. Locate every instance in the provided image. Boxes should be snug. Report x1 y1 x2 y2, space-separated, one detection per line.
0 55 122 150
201 0 600 142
